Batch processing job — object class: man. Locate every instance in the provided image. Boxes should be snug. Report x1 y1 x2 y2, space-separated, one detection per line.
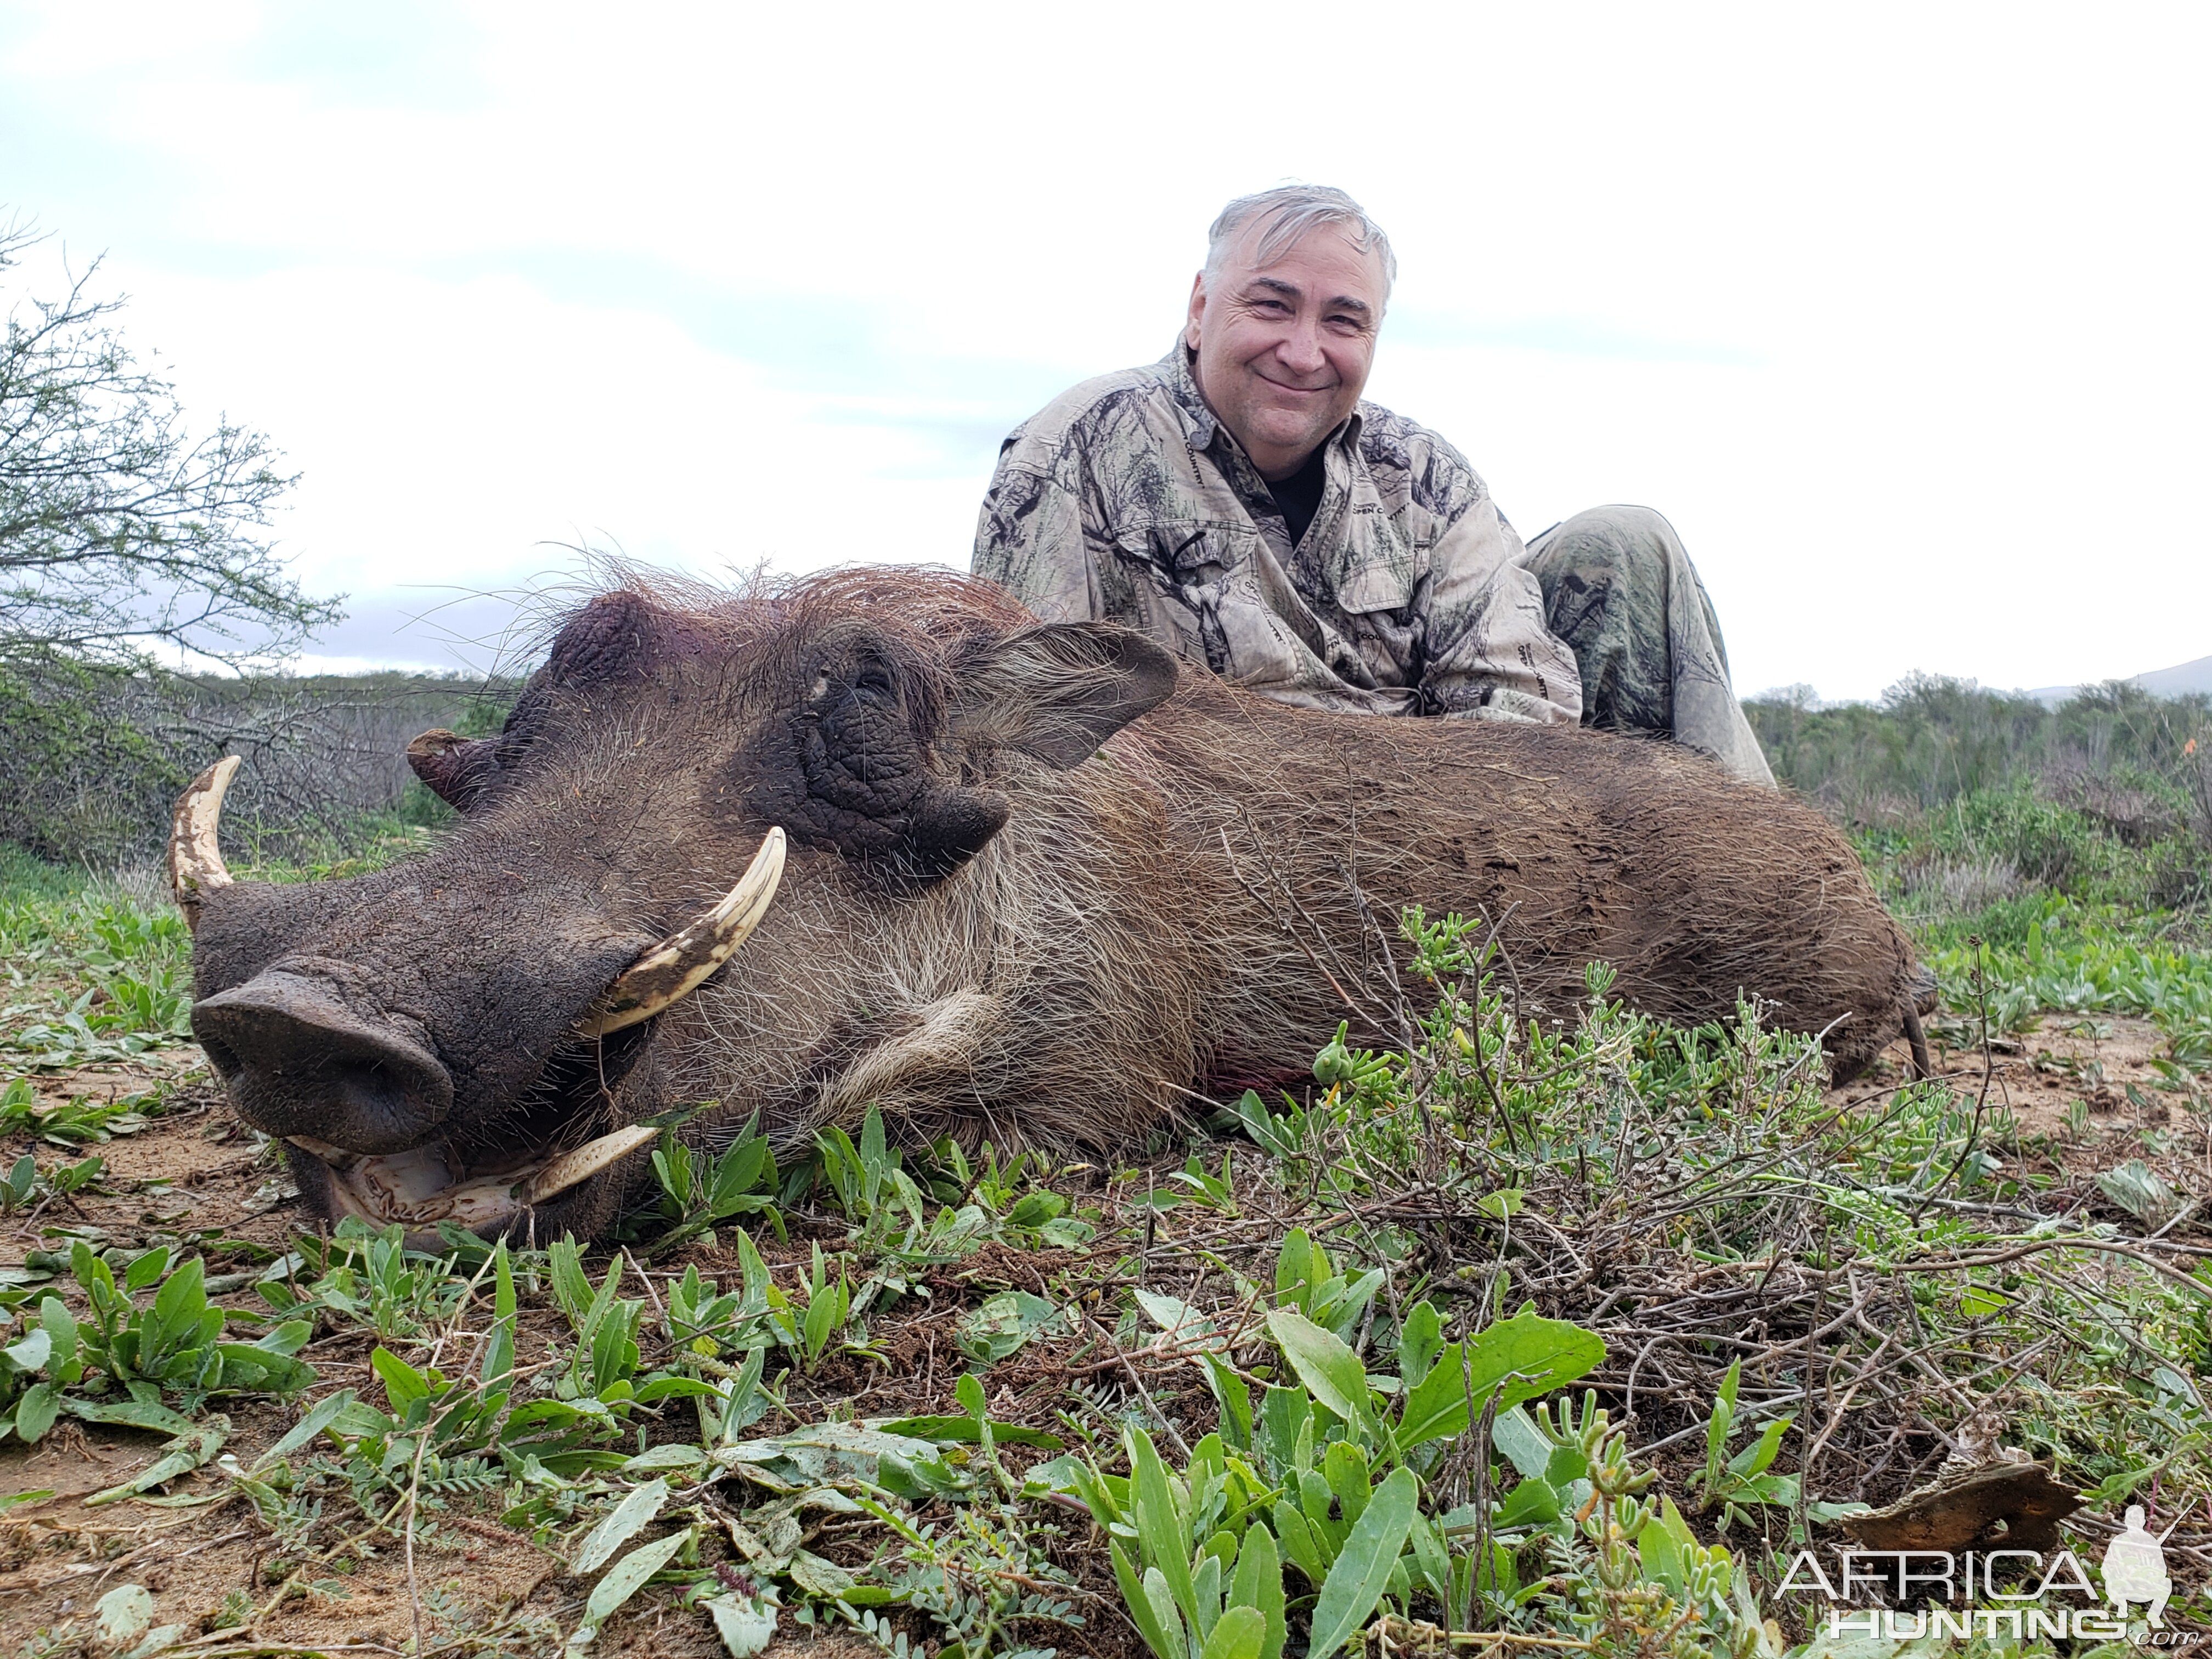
971 185 1775 786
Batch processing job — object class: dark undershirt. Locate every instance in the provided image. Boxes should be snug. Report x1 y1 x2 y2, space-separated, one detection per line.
1267 446 1328 549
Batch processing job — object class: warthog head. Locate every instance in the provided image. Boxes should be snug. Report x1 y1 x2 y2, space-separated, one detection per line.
173 572 1178 1240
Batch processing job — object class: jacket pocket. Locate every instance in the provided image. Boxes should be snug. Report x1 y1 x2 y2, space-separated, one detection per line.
1334 560 1416 616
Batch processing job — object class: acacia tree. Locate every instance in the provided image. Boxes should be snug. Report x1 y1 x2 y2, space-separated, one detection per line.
0 221 341 666
0 219 354 861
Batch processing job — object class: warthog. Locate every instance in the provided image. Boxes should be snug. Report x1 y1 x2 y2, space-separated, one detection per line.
173 569 1931 1241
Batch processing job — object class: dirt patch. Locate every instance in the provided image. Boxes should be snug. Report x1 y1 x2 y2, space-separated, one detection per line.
1 1058 301 1275
1848 1014 2210 1230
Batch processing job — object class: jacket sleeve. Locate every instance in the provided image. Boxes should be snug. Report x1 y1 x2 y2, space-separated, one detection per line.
971 442 1103 624
1417 495 1584 724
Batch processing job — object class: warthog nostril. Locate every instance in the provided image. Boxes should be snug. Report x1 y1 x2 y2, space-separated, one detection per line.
191 971 454 1154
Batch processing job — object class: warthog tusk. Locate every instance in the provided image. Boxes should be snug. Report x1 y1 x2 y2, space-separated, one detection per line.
578 827 786 1036
288 1122 661 1227
168 755 242 920
521 1124 661 1204
286 1134 361 1173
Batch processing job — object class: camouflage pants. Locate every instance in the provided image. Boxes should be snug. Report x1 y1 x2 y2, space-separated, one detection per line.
1525 505 1776 787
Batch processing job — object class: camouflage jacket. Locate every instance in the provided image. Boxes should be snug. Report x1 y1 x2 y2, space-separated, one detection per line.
972 345 1582 723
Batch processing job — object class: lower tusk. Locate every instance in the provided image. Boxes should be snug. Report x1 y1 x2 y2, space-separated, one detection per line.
297 1123 661 1226
579 827 786 1036
287 1134 361 1173
168 755 242 921
521 1124 660 1204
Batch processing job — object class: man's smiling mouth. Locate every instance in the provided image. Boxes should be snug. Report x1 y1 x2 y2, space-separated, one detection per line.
1251 368 1335 396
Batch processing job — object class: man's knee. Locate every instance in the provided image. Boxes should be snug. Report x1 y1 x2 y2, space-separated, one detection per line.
1526 506 1691 651
1526 504 1684 586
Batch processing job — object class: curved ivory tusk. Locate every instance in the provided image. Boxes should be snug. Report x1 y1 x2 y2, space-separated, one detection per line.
169 755 242 919
286 1134 361 1173
522 1124 662 1204
579 827 787 1036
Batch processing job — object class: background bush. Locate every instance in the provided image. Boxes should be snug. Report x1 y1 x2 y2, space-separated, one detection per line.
0 657 511 867
1747 675 2212 944
1748 673 2210 820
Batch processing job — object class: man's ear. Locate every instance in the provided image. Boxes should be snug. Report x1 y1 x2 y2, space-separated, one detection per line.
950 623 1178 767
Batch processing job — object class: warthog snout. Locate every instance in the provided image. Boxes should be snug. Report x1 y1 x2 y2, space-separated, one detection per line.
169 730 793 1239
192 970 453 1153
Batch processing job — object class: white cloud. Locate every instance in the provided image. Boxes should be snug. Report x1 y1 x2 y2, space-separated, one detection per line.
3 0 2207 697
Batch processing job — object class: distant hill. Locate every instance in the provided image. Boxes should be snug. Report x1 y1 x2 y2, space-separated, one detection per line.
2028 651 2212 706
2136 653 2212 697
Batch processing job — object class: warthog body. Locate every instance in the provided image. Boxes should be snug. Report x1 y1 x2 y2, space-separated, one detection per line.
181 570 1926 1239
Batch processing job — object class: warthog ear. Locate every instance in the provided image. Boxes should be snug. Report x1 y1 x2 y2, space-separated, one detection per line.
410 591 684 812
407 729 501 811
948 623 1178 766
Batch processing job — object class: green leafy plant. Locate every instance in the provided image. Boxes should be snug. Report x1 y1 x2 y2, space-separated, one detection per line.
1691 1360 1797 1529
0 1148 103 1214
624 1114 780 1257
845 1375 1086 1659
4 968 194 1068
1094 1424 1288 1659
817 1106 930 1246
956 1291 1062 1367
0 1295 78 1444
0 1075 154 1142
768 1243 860 1373
1075 1274 1611 1659
0 1243 312 1455
924 1139 1094 1250
667 1260 768 1356
1541 1393 1774 1658
534 1239 720 1458
1270 1229 1382 1342
1263 1301 1604 1471
654 1237 786 1444
259 1216 472 1342
67 1242 314 1408
1166 1148 1239 1216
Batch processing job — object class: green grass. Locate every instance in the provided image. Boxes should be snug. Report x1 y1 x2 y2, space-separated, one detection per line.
0 852 196 1082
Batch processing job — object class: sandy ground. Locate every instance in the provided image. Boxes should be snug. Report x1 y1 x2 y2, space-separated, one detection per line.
1873 1013 2210 1213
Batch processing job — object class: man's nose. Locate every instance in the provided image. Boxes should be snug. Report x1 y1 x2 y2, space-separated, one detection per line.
1274 317 1328 377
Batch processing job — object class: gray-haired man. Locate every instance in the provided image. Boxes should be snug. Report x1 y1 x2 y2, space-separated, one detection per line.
970 185 1775 786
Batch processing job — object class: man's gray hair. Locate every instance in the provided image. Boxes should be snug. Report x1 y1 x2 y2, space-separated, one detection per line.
1204 184 1397 302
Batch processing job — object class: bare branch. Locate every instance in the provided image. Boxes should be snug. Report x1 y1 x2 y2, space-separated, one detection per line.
0 219 341 668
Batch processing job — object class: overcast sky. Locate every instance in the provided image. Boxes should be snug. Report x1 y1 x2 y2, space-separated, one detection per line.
4 2 2205 701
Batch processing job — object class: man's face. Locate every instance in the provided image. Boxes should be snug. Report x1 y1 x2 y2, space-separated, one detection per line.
1184 219 1385 482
